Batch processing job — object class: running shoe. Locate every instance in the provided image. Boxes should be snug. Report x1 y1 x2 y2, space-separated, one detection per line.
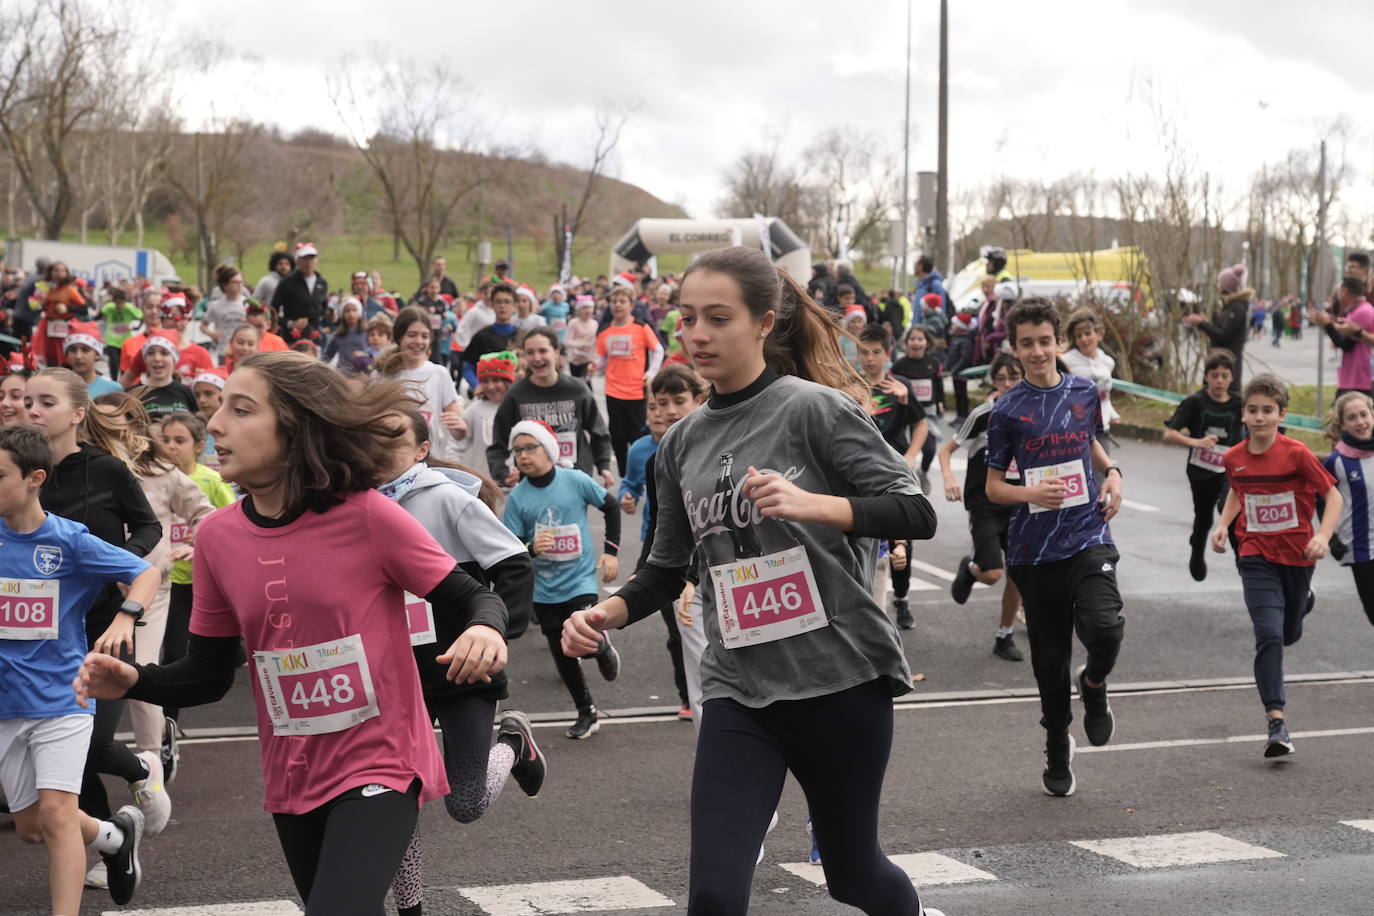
993 633 1023 661
950 555 975 605
1304 590 1315 618
1076 665 1115 747
1042 734 1076 797
103 804 145 905
498 710 545 797
917 468 931 495
806 817 821 865
130 751 172 835
756 809 779 865
567 705 599 739
0 788 8 814
1188 550 1206 582
595 633 621 682
160 715 180 784
1264 717 1295 758
677 703 693 721
85 859 107 889
895 598 914 630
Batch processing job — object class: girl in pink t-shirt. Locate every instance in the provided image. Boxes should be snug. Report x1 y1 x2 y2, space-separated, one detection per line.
75 351 510 915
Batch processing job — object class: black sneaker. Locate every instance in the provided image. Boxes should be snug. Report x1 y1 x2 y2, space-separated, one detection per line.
1188 550 1206 582
993 633 1023 661
498 710 545 797
1076 665 1115 746
567 705 599 740
1042 734 1076 797
103 804 145 905
0 788 8 814
1303 590 1315 618
950 556 975 605
917 469 931 494
895 599 914 630
1264 717 1295 758
595 633 621 682
160 715 180 785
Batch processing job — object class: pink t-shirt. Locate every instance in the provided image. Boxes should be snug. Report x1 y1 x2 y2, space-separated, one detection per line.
1340 300 1374 392
190 489 453 814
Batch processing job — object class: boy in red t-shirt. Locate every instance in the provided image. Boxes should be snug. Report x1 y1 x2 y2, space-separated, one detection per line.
1212 374 1341 759
594 285 663 476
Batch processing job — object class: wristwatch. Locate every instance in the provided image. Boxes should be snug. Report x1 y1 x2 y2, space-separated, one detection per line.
117 599 145 624
1105 465 1123 478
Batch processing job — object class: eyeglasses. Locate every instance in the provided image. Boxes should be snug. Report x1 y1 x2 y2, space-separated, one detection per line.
511 444 544 456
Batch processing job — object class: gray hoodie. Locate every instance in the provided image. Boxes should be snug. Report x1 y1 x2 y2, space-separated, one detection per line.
398 466 525 567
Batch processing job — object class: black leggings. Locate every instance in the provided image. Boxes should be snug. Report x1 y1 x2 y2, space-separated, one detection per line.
1351 561 1374 626
659 605 689 706
536 596 599 710
81 642 146 819
886 540 912 600
606 395 647 477
689 679 921 916
1188 473 1230 553
162 583 194 722
273 781 420 916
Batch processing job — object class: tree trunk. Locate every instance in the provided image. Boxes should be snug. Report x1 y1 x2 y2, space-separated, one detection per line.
134 209 145 248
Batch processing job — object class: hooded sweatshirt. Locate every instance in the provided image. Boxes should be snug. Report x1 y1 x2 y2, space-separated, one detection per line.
395 466 535 697
40 444 162 637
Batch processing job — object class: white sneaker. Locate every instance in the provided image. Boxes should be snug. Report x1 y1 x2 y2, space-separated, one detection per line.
755 809 780 865
85 859 108 889
130 750 172 835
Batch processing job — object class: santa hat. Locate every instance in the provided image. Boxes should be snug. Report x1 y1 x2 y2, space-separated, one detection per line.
509 419 560 466
193 367 228 390
611 271 637 289
143 332 180 363
921 293 943 311
844 305 867 322
476 350 519 383
952 313 979 331
516 284 539 304
574 294 595 310
62 320 103 353
548 283 565 296
1217 263 1247 295
160 293 188 317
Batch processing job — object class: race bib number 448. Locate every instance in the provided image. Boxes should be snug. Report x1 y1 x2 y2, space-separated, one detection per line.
254 634 379 736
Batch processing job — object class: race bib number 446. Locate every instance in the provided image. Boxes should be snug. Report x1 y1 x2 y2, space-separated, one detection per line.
0 578 59 640
254 634 379 736
709 545 828 649
1023 459 1090 514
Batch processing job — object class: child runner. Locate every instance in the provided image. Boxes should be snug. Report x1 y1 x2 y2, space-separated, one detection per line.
323 297 369 374
1323 391 1374 625
365 315 394 370
61 321 123 398
565 296 598 383
100 286 141 378
0 356 34 425
596 284 664 476
857 323 927 629
540 285 570 342
619 398 666 532
462 284 520 390
458 351 518 471
1211 374 1340 758
225 323 261 372
0 424 160 912
121 299 215 386
892 325 945 494
134 333 198 423
985 298 1125 798
378 307 466 460
488 327 615 489
154 411 236 777
514 285 547 334
564 247 942 916
1060 310 1120 439
379 409 540 916
938 352 1026 661
244 303 289 353
74 351 511 915
503 420 621 739
1162 349 1244 580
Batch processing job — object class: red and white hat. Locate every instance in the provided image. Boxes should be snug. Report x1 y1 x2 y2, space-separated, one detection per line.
62 320 103 353
509 419 560 467
611 271 637 289
295 242 319 258
516 284 539 304
844 304 867 322
143 331 180 363
193 366 228 390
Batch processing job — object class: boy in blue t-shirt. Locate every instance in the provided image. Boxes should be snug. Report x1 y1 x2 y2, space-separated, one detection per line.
0 425 160 912
503 420 621 739
619 399 667 540
985 298 1126 799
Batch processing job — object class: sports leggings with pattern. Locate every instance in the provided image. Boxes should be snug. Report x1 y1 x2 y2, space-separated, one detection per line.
390 694 517 915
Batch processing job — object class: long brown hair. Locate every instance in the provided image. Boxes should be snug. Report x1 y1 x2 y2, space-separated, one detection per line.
237 351 415 513
682 247 868 406
375 306 430 377
399 409 503 511
33 368 134 468
92 391 170 478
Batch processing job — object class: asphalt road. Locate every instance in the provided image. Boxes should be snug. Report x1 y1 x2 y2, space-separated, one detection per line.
5 436 1374 915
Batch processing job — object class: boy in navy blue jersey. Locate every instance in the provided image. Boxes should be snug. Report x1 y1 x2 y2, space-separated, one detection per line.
985 298 1126 798
0 425 160 913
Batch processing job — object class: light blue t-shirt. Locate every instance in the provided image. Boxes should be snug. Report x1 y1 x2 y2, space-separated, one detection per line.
0 512 150 718
541 300 571 342
87 376 123 399
503 468 606 604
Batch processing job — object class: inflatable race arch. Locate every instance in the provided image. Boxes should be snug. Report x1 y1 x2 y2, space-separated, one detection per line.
610 218 811 279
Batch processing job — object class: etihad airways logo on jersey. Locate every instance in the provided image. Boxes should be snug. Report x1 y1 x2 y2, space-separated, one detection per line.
683 464 805 534
1025 430 1092 453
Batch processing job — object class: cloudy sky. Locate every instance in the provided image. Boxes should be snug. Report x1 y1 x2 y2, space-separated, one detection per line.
163 0 1374 230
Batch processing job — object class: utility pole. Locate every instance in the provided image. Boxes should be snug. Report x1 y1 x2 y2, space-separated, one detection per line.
1314 139 1328 417
899 0 912 293
934 0 950 273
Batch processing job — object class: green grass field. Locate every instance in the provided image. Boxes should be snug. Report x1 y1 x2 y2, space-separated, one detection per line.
35 226 898 298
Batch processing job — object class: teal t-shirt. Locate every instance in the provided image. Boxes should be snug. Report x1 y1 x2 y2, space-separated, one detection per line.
503 467 606 604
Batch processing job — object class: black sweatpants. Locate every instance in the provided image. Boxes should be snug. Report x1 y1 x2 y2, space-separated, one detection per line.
887 540 912 601
1237 556 1313 712
1009 545 1125 735
689 680 922 916
1188 472 1231 554
80 641 145 819
273 781 419 916
606 395 646 477
1351 560 1374 626
162 582 194 722
659 605 689 706
536 594 598 710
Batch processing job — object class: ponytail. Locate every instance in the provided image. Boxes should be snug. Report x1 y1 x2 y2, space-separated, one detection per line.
34 368 136 470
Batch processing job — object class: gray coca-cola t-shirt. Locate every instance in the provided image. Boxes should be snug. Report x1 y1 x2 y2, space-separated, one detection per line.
649 374 921 707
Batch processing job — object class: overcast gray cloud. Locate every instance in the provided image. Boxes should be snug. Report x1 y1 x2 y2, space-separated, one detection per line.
159 0 1374 224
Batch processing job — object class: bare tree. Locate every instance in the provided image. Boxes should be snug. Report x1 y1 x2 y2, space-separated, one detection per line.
163 120 264 288
800 128 900 259
330 58 485 285
718 137 808 228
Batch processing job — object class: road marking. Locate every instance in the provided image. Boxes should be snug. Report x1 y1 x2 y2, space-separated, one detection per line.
1340 820 1374 833
1120 498 1160 512
783 852 997 887
106 903 302 915
456 876 674 915
1076 725 1374 754
1071 831 1284 869
906 558 989 589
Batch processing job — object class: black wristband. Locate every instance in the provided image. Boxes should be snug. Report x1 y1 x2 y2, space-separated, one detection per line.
1105 465 1123 478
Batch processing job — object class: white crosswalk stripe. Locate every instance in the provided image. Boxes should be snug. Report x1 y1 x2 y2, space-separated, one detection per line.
455 876 675 915
782 852 997 888
1070 831 1285 869
104 903 302 915
1341 819 1374 833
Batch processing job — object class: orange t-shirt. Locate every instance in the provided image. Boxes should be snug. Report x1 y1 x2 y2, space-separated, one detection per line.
596 322 661 400
259 331 289 352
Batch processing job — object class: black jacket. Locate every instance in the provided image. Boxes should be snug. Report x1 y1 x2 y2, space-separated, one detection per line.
270 269 328 327
40 444 162 637
1196 290 1251 380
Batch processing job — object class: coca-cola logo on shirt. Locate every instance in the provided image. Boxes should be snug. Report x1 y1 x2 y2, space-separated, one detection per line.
684 464 805 536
